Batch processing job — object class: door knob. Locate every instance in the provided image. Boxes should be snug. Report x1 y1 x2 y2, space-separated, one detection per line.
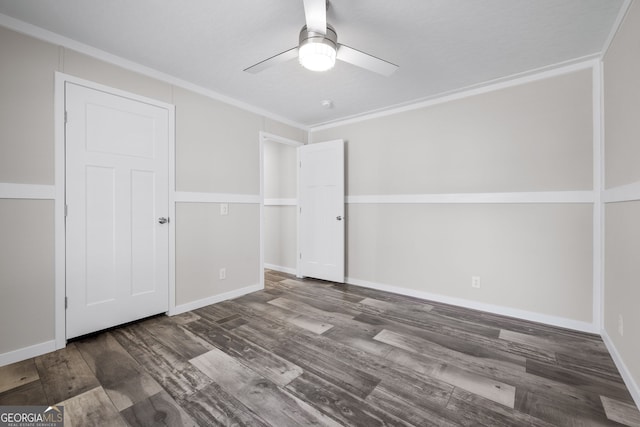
158 217 169 224
336 216 343 221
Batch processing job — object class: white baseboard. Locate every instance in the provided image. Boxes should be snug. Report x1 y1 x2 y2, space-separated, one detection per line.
345 276 597 334
0 340 57 367
170 283 263 316
601 329 640 410
264 263 297 275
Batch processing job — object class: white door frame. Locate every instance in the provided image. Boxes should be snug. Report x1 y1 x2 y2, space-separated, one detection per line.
259 131 304 286
54 72 176 349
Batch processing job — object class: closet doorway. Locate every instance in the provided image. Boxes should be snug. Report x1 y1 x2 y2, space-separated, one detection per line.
260 133 303 278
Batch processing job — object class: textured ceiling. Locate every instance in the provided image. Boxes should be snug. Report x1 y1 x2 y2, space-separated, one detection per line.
0 0 625 128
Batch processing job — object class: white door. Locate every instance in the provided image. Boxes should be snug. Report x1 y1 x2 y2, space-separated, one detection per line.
65 82 170 339
298 140 345 283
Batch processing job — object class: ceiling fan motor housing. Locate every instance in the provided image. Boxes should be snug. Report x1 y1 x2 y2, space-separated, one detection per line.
298 25 338 51
299 24 337 50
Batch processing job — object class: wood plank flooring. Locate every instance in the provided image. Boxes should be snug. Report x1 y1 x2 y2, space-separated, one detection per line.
1 270 639 426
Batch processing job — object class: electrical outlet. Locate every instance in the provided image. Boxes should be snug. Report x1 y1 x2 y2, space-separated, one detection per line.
471 276 481 289
219 268 226 280
220 203 229 215
618 314 624 336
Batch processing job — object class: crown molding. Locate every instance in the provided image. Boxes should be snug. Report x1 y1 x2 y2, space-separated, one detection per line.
310 57 599 132
0 13 308 132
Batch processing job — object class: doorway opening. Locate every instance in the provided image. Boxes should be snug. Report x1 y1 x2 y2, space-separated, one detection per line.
260 132 303 283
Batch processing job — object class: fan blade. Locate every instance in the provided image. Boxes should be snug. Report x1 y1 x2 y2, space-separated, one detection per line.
303 0 327 34
243 47 299 74
337 45 398 76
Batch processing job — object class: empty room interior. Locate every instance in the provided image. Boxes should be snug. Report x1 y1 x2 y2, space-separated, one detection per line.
1 0 640 425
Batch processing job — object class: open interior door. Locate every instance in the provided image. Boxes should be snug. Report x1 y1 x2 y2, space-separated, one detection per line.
298 140 345 283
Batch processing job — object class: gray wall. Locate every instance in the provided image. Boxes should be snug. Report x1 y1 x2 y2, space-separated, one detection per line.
0 26 58 185
175 203 259 305
174 87 260 195
0 25 303 357
0 200 55 353
0 27 59 355
311 68 594 324
603 0 640 398
264 205 298 271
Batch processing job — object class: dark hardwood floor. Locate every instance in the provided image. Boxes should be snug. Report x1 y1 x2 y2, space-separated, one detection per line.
1 270 639 426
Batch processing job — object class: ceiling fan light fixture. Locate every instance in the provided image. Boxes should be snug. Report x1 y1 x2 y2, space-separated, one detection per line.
298 25 338 72
299 40 336 71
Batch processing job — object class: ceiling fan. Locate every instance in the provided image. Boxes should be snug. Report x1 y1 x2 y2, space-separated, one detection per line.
243 0 398 76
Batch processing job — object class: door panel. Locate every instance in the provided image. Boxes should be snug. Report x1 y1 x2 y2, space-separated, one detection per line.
131 170 158 295
66 82 170 339
86 102 157 158
299 140 345 283
85 165 117 305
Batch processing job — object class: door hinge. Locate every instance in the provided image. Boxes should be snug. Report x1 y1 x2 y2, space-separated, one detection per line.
64 111 68 124
65 297 68 309
299 253 302 260
299 161 302 168
64 204 68 218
